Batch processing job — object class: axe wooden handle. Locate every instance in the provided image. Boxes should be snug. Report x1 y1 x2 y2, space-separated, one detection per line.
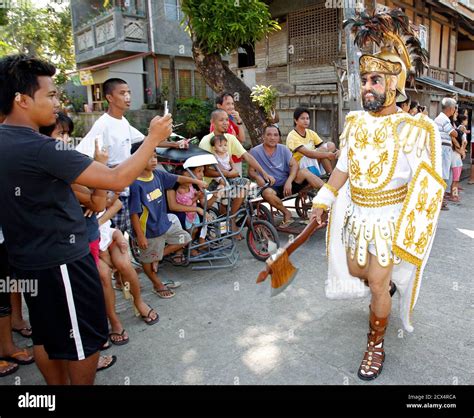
256 214 327 284
285 213 328 257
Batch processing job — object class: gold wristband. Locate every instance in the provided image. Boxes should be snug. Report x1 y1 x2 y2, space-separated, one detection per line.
323 183 338 197
312 203 329 211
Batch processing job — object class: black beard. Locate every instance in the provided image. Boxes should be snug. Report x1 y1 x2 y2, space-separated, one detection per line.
362 90 386 112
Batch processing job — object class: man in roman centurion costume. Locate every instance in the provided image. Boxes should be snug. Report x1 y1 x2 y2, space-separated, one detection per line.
311 9 445 380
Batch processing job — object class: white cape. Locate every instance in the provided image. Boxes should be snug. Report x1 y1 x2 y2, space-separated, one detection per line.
324 181 438 332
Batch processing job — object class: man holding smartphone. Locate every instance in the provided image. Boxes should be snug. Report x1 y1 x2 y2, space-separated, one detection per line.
76 79 188 235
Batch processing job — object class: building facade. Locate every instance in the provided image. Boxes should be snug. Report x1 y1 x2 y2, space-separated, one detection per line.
70 0 214 111
230 0 474 142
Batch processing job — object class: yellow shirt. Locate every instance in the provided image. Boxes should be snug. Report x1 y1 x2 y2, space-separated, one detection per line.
286 129 323 163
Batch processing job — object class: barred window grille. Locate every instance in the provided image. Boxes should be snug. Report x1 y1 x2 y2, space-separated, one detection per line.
288 3 338 66
178 69 192 99
194 71 207 99
161 68 170 91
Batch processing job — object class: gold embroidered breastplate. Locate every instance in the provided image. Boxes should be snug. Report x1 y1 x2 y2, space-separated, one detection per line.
342 112 405 192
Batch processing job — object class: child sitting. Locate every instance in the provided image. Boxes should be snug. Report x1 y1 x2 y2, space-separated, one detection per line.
209 134 249 200
174 167 215 254
129 142 208 294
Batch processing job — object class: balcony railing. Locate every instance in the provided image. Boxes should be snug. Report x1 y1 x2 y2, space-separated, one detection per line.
74 8 148 59
428 66 474 93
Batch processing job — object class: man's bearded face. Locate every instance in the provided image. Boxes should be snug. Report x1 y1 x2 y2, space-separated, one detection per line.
361 73 387 112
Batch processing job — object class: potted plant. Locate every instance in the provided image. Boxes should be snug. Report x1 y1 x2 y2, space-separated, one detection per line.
250 84 279 124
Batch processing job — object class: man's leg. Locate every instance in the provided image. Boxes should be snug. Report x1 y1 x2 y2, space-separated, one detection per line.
162 244 186 258
0 314 33 364
109 244 161 316
33 345 68 385
358 253 393 380
318 142 337 175
295 168 324 189
230 194 245 236
97 256 128 345
366 254 393 318
261 188 292 223
10 292 32 337
67 352 100 385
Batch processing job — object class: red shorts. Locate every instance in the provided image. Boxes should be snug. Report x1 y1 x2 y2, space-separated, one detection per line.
89 239 100 267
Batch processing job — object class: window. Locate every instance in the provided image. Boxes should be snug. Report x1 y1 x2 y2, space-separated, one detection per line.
178 69 192 99
119 0 146 16
194 71 207 99
237 44 256 68
161 68 170 96
91 83 105 112
164 0 181 21
288 3 338 66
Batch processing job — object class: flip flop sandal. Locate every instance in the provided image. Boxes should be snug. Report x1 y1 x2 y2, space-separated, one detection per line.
169 254 187 266
0 360 19 377
152 288 175 299
12 327 32 338
279 219 293 229
141 308 159 326
97 355 117 372
0 349 34 365
109 329 129 346
162 280 181 289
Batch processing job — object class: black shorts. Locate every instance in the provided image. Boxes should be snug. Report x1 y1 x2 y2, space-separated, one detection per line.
269 180 309 199
0 242 12 317
13 254 108 360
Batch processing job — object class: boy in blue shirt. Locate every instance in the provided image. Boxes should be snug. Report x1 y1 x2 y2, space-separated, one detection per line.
129 142 207 297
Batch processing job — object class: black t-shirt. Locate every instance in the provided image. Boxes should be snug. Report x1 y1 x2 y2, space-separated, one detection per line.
0 125 94 270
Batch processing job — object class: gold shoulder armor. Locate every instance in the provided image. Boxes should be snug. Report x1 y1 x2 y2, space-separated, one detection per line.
394 114 437 163
339 111 362 148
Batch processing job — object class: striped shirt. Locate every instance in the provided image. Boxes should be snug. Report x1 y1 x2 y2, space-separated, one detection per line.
434 112 455 146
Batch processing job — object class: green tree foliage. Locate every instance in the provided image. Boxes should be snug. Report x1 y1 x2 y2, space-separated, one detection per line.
180 0 281 145
181 0 280 55
0 3 74 85
175 98 215 139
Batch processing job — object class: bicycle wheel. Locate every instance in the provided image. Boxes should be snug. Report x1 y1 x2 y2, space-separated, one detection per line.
246 220 280 262
128 235 141 264
205 206 221 240
295 190 317 219
252 202 272 224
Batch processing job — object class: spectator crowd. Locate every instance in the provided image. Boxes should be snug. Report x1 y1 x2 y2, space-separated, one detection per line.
0 53 471 384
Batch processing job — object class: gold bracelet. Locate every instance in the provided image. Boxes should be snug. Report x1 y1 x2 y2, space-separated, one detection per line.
323 183 338 197
312 203 329 211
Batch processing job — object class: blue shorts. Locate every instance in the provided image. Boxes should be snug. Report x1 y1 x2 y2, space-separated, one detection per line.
307 166 322 177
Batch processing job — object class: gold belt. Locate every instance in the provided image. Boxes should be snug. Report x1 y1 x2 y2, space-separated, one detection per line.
351 185 408 207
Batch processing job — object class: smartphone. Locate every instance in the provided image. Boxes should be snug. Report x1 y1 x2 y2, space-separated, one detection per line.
164 100 169 115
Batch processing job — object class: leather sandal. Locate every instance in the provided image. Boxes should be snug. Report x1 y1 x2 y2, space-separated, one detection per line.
358 307 389 381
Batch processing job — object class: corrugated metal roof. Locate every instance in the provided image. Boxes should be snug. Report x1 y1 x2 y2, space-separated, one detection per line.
416 76 474 98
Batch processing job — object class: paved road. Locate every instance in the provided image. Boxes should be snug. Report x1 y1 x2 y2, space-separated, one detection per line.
3 180 474 386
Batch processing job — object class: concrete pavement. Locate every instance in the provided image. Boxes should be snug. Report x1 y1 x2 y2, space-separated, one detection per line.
3 179 474 386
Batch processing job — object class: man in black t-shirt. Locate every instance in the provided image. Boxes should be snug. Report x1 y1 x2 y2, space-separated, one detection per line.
0 54 173 384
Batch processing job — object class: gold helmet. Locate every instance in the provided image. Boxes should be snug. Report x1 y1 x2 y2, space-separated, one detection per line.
344 9 428 103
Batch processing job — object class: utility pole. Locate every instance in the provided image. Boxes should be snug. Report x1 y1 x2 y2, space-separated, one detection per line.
169 55 177 116
343 0 364 111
